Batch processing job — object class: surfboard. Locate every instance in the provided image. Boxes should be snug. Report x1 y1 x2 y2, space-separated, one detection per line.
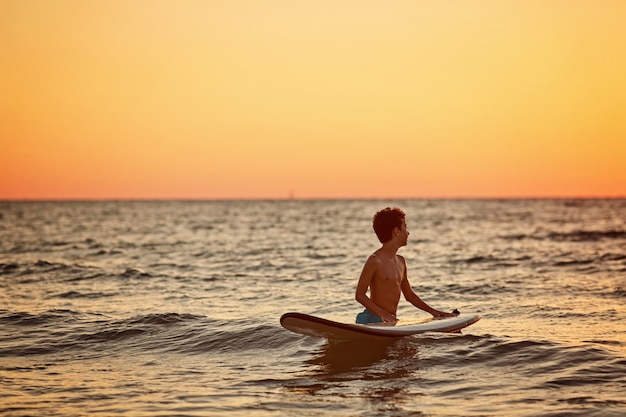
280 312 481 340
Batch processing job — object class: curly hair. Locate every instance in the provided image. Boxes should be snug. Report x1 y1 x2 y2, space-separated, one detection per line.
372 207 406 243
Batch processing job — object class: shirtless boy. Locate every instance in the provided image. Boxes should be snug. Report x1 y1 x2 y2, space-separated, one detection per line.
355 207 456 324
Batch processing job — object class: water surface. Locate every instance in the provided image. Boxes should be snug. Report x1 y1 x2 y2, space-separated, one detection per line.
1 199 625 416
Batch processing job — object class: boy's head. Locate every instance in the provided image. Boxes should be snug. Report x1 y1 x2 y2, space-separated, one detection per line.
372 207 406 243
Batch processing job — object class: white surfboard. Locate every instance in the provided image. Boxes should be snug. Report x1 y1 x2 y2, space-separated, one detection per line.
280 312 481 340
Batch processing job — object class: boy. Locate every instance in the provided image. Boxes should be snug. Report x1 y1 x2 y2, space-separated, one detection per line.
355 207 456 324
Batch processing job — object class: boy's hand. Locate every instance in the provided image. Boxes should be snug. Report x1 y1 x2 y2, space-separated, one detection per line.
432 309 457 318
381 311 398 324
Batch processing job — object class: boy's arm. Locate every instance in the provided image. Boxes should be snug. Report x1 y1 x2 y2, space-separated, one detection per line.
401 259 455 318
355 256 397 323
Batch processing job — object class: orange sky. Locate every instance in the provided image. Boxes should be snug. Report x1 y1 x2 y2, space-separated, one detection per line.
2 1 625 199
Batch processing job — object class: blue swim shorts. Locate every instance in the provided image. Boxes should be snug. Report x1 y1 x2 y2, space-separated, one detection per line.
355 309 383 324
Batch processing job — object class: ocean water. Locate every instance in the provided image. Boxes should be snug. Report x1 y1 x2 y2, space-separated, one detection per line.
1 199 625 417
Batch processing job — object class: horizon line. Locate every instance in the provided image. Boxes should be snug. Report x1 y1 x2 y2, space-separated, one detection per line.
1 195 625 202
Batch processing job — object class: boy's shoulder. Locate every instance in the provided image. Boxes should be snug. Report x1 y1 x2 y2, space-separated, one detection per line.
369 250 405 262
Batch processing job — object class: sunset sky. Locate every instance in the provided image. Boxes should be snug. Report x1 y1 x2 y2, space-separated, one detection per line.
2 1 625 199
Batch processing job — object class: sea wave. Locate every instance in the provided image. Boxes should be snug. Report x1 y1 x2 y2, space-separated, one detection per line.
0 310 297 359
501 229 626 242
